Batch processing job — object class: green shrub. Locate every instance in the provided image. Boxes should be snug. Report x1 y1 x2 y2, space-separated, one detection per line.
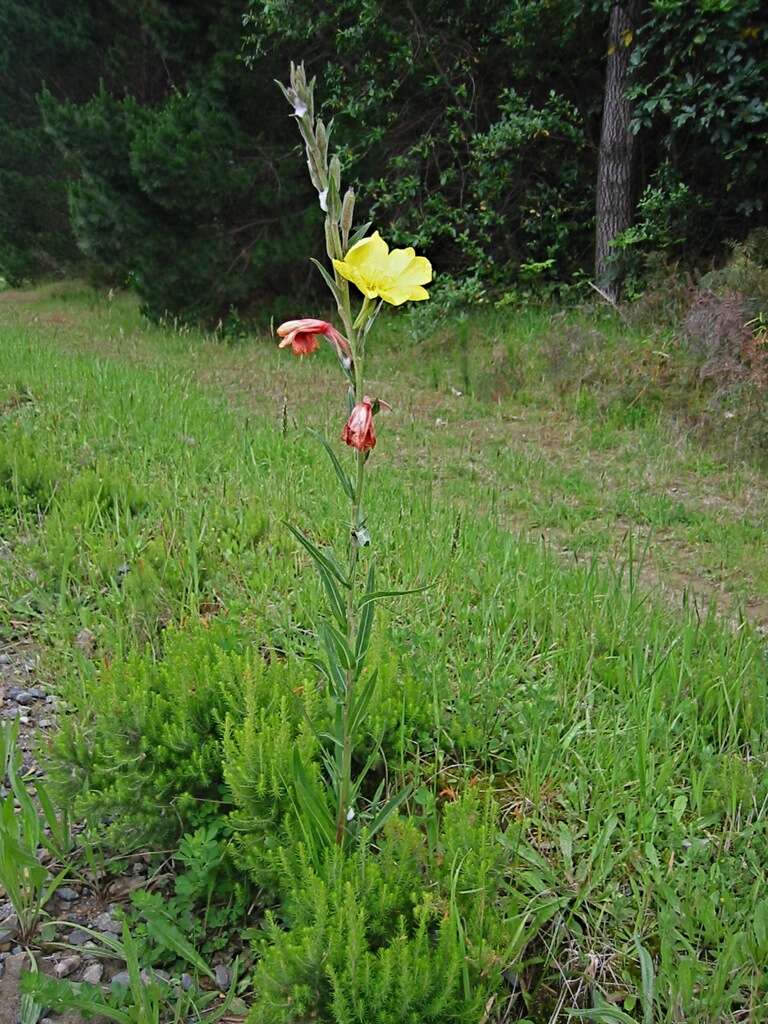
248 804 507 1024
46 619 251 847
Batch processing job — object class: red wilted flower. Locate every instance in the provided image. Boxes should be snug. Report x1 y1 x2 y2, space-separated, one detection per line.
276 318 351 358
342 396 390 452
342 396 376 452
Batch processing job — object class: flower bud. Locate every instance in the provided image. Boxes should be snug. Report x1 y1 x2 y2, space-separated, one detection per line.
329 154 341 194
340 188 355 246
315 119 328 163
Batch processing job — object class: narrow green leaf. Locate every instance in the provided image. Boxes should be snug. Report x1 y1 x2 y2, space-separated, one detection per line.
368 782 412 839
358 583 429 608
347 221 373 248
568 1003 636 1023
319 633 350 699
310 257 342 303
19 952 42 1024
635 937 655 1024
316 562 347 630
355 565 376 665
286 522 350 588
309 428 355 499
349 667 379 736
349 736 384 803
292 749 335 846
133 893 214 979
321 621 355 672
20 973 132 1024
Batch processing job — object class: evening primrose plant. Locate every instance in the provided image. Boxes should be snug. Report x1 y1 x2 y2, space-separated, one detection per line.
276 63 432 848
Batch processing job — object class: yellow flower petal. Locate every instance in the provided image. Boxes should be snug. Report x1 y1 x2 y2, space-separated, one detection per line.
332 258 379 299
378 283 430 305
333 231 432 306
389 252 432 288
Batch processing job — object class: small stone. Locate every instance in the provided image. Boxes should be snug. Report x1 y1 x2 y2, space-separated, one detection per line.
75 628 97 656
82 962 104 985
13 691 39 706
180 972 194 991
111 970 130 989
214 963 230 991
94 911 122 935
57 887 79 902
108 876 146 898
38 719 52 729
54 954 82 978
0 654 11 666
67 928 90 946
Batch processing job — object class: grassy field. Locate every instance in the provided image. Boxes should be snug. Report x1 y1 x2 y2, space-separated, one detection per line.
1 284 767 1021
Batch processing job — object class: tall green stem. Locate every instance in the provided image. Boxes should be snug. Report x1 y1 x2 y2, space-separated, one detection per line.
335 325 366 845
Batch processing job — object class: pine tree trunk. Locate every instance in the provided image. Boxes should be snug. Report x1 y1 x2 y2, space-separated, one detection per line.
595 1 642 301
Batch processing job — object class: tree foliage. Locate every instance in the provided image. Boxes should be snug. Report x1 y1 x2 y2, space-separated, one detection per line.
245 0 603 291
1 0 766 318
629 0 768 249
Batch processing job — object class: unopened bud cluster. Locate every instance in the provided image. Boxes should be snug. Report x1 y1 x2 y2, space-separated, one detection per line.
277 62 353 261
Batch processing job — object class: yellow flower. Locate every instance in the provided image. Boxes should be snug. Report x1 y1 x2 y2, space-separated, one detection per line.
333 231 431 306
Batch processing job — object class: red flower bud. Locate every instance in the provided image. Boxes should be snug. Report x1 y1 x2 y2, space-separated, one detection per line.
342 396 376 452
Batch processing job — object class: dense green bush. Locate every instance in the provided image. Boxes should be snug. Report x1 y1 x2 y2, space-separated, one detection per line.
48 621 249 846
248 796 508 1024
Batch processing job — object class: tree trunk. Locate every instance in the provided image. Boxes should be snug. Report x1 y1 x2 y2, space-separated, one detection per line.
595 1 642 301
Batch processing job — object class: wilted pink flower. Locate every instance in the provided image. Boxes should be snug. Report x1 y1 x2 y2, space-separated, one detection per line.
276 318 350 358
342 396 376 452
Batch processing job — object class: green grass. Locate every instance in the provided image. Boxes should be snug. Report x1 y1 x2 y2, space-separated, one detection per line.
1 286 767 1020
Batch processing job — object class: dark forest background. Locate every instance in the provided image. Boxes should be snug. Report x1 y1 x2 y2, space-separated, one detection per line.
0 1 765 324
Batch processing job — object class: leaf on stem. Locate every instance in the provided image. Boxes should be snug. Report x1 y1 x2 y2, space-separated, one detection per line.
347 220 373 248
309 428 355 500
320 622 355 676
286 523 350 588
348 667 379 736
133 890 215 979
309 257 342 305
355 565 376 666
291 748 335 848
367 783 413 840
